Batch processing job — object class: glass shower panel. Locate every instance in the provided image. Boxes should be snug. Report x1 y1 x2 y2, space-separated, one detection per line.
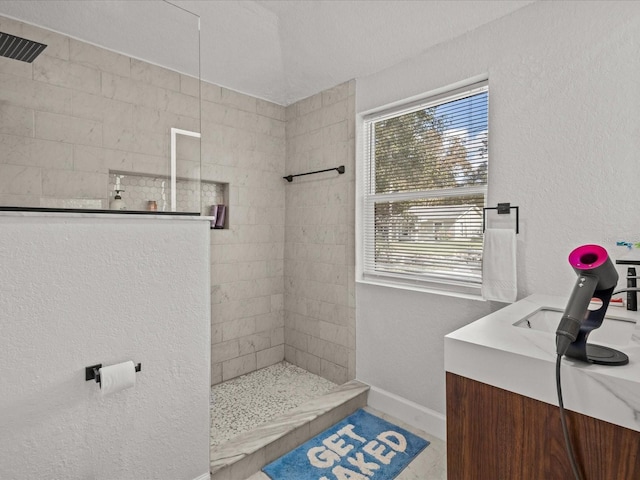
172 128 202 213
0 1 201 213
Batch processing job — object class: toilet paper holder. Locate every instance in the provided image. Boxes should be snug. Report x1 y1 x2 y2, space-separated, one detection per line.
85 362 142 386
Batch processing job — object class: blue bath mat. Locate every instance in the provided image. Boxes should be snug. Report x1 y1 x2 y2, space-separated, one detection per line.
262 409 429 480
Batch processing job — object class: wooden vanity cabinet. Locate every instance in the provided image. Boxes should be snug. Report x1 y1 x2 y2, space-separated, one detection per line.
446 372 640 479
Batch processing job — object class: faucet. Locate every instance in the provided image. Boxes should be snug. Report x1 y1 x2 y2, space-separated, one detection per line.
613 279 639 311
613 287 640 294
621 267 637 311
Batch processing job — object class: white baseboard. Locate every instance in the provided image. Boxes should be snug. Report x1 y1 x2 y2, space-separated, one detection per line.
365 385 446 441
193 473 210 480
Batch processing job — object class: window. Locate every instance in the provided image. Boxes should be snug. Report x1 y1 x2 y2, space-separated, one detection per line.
362 81 488 295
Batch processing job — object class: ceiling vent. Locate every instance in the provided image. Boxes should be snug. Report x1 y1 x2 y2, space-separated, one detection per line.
0 32 47 63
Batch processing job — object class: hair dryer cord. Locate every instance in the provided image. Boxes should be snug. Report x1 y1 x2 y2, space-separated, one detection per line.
556 354 584 480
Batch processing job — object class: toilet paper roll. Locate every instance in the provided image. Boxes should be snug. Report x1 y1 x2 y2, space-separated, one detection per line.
100 361 136 396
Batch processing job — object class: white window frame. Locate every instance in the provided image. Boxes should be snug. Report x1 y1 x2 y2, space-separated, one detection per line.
357 81 489 299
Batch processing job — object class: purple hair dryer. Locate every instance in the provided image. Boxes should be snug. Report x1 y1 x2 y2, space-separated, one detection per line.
555 245 628 365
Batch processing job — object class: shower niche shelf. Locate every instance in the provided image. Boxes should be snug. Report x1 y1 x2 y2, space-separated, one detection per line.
207 181 230 230
108 171 229 227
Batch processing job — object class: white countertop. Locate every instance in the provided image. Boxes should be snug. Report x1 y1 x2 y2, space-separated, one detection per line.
445 294 640 432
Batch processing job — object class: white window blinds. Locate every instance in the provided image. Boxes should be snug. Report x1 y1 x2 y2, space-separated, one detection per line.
362 82 489 294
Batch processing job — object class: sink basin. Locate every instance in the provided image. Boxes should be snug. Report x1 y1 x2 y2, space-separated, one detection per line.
514 307 636 346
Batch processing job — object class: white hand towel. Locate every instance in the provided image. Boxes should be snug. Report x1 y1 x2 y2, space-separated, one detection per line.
481 228 517 303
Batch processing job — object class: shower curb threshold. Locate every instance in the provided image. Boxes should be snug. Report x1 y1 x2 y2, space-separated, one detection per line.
210 379 369 479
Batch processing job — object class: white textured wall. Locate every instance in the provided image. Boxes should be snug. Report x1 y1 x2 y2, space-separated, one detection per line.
356 0 640 419
0 214 210 480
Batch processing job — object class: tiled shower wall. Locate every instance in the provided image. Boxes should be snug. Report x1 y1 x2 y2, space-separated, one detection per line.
0 14 287 384
203 86 286 385
0 15 201 209
0 14 356 386
283 81 356 385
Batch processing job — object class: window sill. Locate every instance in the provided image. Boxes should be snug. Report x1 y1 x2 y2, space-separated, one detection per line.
357 276 486 302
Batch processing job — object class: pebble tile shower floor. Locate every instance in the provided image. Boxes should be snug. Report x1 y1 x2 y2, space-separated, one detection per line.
210 361 337 447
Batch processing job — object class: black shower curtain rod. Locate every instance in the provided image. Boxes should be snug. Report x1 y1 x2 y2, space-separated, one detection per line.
283 165 345 182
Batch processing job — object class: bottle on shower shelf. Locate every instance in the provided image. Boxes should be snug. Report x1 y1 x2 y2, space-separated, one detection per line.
110 175 127 210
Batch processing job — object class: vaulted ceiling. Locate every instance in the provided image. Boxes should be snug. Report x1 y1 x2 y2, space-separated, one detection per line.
0 0 535 105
